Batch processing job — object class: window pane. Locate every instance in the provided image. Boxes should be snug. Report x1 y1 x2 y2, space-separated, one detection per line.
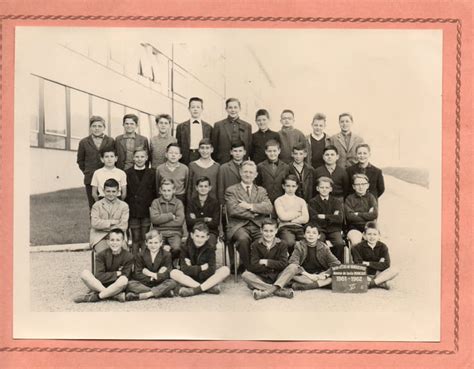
44 134 66 149
91 96 108 123
44 81 66 135
138 112 151 139
29 76 40 146
150 114 158 136
70 89 90 139
110 102 125 138
70 138 81 151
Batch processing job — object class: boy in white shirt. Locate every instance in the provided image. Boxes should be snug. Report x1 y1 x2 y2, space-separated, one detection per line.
91 148 127 202
274 174 309 253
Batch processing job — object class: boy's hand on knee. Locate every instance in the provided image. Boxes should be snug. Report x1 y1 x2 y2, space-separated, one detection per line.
164 245 171 252
201 263 209 271
158 266 167 274
185 258 192 266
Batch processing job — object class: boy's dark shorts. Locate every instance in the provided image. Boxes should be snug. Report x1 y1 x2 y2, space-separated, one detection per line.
129 217 151 229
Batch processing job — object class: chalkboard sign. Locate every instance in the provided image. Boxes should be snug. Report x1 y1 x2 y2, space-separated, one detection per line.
332 264 368 293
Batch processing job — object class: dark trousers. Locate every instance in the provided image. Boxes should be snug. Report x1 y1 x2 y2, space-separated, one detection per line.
319 231 345 263
231 223 261 269
85 184 95 210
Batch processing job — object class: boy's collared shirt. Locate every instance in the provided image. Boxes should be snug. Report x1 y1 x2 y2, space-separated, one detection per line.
91 166 127 197
92 134 105 149
189 119 203 149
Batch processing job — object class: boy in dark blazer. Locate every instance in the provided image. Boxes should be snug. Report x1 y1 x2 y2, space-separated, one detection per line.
115 114 150 171
125 229 178 301
170 223 230 297
289 142 316 202
125 149 156 257
212 97 252 164
256 139 290 203
76 115 115 209
176 97 213 165
250 108 280 164
216 140 246 205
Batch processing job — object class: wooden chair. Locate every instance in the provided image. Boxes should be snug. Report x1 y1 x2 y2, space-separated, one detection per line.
221 205 239 282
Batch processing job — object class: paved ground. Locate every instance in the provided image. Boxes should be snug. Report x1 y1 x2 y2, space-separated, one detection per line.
30 176 437 314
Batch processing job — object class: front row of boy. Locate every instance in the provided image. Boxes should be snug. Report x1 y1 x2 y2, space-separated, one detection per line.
76 223 230 303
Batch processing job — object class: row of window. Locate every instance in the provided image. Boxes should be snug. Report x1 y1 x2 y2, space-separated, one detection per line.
30 76 160 151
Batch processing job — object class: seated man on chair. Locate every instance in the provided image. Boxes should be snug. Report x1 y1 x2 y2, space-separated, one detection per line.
225 160 273 273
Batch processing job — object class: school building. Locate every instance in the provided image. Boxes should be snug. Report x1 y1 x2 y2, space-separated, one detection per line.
19 35 274 194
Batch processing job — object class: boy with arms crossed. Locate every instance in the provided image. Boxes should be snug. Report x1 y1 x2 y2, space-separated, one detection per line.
125 229 178 301
351 222 399 290
75 228 133 303
171 223 230 297
91 148 127 202
242 219 293 299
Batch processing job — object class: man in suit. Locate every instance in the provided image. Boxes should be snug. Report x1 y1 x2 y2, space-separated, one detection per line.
225 161 273 272
77 115 115 209
329 113 364 169
115 114 150 171
176 97 213 165
212 97 252 164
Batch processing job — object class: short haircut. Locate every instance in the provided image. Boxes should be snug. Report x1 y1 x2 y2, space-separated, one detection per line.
160 178 176 188
317 176 334 187
323 145 338 155
356 143 371 153
312 113 327 122
155 113 172 124
166 142 181 153
108 228 125 239
133 148 148 156
89 115 105 127
123 114 138 124
240 160 257 172
303 223 319 233
283 174 300 186
195 176 211 186
198 138 213 147
100 147 117 157
265 139 280 150
145 229 163 242
225 97 241 108
352 173 369 183
104 178 120 189
189 97 204 107
364 221 379 233
255 108 270 119
339 112 353 122
261 218 278 229
192 222 210 234
230 140 246 150
281 109 295 117
292 142 307 152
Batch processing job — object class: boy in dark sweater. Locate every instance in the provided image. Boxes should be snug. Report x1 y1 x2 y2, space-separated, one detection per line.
314 145 350 200
250 109 280 164
186 176 220 249
289 142 315 202
74 229 133 303
125 229 178 301
308 176 345 263
170 223 230 297
252 224 341 300
242 219 293 299
351 222 399 289
125 149 156 257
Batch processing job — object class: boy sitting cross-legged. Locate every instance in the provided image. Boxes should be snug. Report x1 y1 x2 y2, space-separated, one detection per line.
170 223 231 297
242 219 293 299
252 224 341 300
125 229 178 301
74 228 133 303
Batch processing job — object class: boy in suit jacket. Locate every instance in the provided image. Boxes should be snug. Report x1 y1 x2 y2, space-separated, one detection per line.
212 97 252 164
115 114 150 171
256 139 290 203
289 142 315 202
225 161 273 271
314 145 350 200
75 229 133 303
329 113 364 168
76 115 115 209
346 144 385 199
170 223 230 297
305 113 331 169
90 178 129 255
125 149 156 257
217 140 246 205
278 109 306 163
176 97 213 165
125 230 178 301
250 108 280 164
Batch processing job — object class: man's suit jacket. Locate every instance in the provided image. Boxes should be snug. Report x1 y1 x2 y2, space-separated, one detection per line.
176 120 213 165
329 132 364 169
115 134 150 170
77 135 115 185
217 160 242 204
256 160 290 203
212 117 252 164
225 183 273 239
